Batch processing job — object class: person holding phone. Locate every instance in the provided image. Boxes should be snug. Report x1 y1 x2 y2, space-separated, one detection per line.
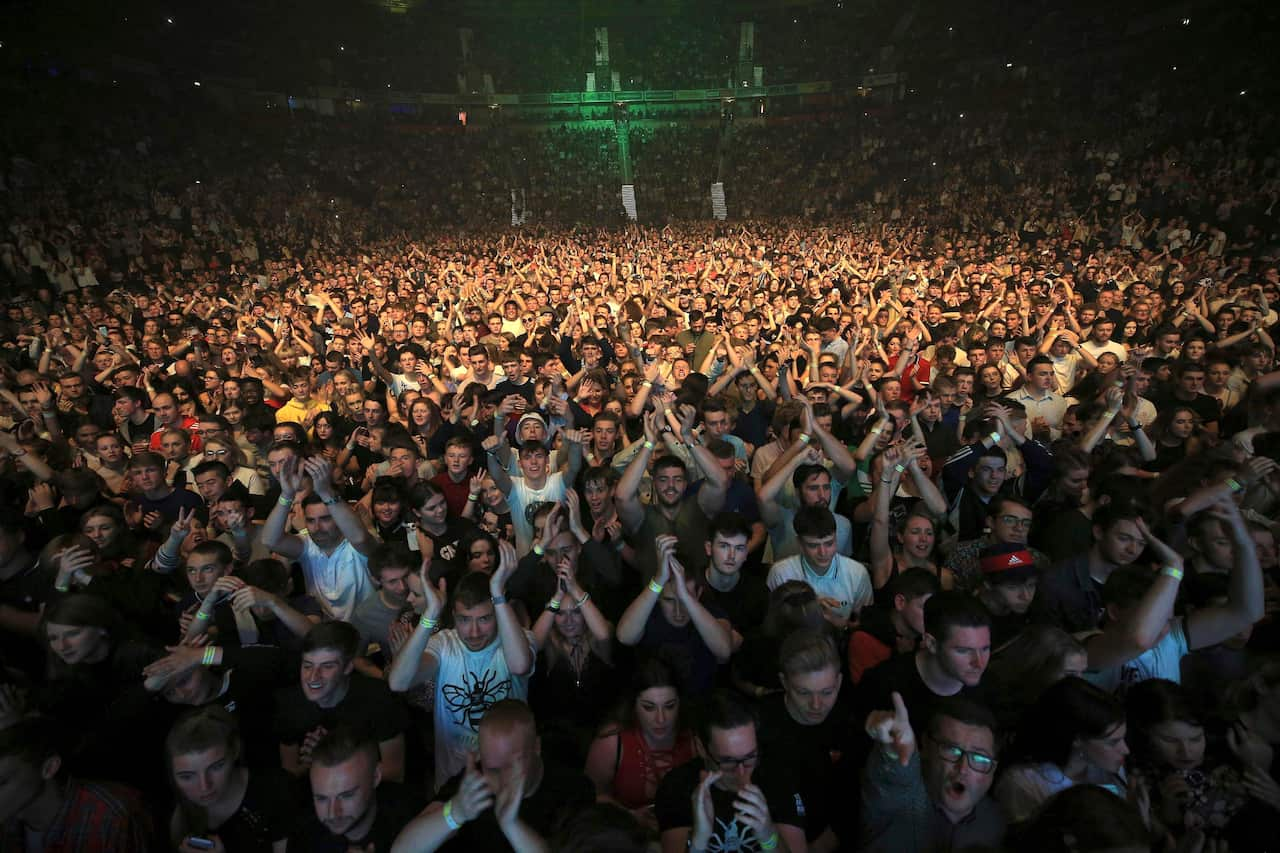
167 706 292 853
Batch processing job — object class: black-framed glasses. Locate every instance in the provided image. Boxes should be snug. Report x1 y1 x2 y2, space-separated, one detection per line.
996 515 1034 530
708 751 759 771
927 736 996 774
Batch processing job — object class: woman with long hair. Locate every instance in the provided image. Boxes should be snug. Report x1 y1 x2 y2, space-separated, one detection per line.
309 410 347 464
583 657 695 829
529 561 617 736
997 677 1130 822
166 706 291 852
1146 404 1203 473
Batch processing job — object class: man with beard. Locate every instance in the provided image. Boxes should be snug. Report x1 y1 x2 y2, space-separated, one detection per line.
860 694 1005 851
294 727 418 852
616 410 729 576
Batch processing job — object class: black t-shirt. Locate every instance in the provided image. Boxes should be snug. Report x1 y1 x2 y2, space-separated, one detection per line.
854 651 987 738
207 768 298 852
431 762 596 852
655 758 805 848
273 671 408 748
208 645 298 769
290 782 418 853
756 695 851 841
702 579 770 639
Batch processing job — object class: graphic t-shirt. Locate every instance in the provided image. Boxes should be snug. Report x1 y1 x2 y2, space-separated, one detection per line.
655 759 805 852
427 628 536 786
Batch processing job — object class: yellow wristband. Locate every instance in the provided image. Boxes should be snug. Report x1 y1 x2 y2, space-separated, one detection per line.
647 579 664 595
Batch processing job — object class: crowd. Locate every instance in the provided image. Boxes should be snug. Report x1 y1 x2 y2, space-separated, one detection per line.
1 53 1280 853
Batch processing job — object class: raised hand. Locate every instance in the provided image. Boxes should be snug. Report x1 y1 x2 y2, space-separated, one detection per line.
490 540 518 597
732 783 778 843
865 691 917 766
654 534 677 587
690 770 722 852
301 456 335 499
168 506 197 541
1134 517 1182 573
276 454 303 498
450 752 495 826
493 752 528 831
418 555 447 621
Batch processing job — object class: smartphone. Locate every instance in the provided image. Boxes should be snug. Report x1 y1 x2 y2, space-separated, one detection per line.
186 838 215 851
97 326 108 335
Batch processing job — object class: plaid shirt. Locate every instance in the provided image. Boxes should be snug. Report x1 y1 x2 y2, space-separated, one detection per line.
2 779 155 853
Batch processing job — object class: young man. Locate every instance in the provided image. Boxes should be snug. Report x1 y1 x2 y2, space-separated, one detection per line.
848 568 941 684
387 544 534 789
274 621 408 782
975 542 1039 648
293 727 419 852
856 592 992 735
0 717 157 851
276 367 329 426
758 630 850 852
261 454 377 621
128 450 204 523
861 694 1005 851
655 691 807 853
616 534 734 694
767 506 874 631
486 425 584 556
393 700 596 852
350 542 418 657
1005 355 1075 441
699 512 769 647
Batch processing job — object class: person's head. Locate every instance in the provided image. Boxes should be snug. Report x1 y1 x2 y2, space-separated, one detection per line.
985 494 1033 546
300 621 360 708
626 657 684 744
477 700 541 795
79 502 128 552
581 465 618 518
1013 784 1152 853
896 507 937 563
705 512 752 578
778 630 843 726
1091 319 1115 344
1176 362 1206 396
166 706 242 809
792 505 838 572
453 571 499 652
1187 509 1235 572
458 528 499 574
651 456 688 509
979 543 1038 614
922 592 993 687
1091 505 1150 569
185 541 233 599
1015 676 1127 774
763 580 825 638
192 460 233 504
792 463 833 508
368 543 414 605
308 727 382 839
94 432 125 465
42 594 118 669
127 450 168 494
921 698 999 823
1026 355 1056 392
518 441 550 481
1126 679 1206 771
0 717 66 822
698 691 761 793
969 447 1007 498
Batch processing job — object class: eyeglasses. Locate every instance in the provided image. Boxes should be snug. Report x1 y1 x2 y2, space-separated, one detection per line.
997 515 1034 530
708 751 759 771
205 449 230 457
927 736 997 774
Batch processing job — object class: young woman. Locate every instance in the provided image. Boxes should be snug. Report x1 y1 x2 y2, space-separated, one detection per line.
983 625 1088 732
584 658 695 829
167 706 291 853
529 563 617 736
866 441 948 589
1146 405 1203 473
997 677 1129 822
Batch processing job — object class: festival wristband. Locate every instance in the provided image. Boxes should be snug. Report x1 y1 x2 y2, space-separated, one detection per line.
194 609 211 621
648 579 664 595
575 591 591 608
277 495 295 507
989 432 1002 444
1225 477 1244 493
758 833 779 851
419 615 439 630
1161 566 1184 581
491 595 508 606
798 432 812 445
201 647 217 666
443 800 461 831
643 440 655 450
533 544 545 556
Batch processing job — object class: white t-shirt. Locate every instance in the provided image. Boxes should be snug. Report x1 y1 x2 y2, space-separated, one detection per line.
297 535 375 622
427 629 535 787
508 471 567 556
1086 618 1189 693
767 554 874 621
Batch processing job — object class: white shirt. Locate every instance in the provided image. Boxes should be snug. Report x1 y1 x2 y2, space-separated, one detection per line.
1006 388 1076 440
427 629 535 787
297 534 375 622
1081 339 1127 362
767 554 873 622
507 471 567 556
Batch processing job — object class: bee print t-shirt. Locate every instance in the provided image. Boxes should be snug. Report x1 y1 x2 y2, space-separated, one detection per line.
427 628 535 786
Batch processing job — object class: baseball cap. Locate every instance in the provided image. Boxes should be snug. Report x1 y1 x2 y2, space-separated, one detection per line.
979 543 1038 584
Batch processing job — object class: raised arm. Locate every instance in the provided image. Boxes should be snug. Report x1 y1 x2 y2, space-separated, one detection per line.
490 540 534 676
1185 499 1264 651
1085 518 1183 670
304 456 375 557
387 558 446 692
615 411 659 534
868 447 902 589
260 455 306 560
615 538 670 646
